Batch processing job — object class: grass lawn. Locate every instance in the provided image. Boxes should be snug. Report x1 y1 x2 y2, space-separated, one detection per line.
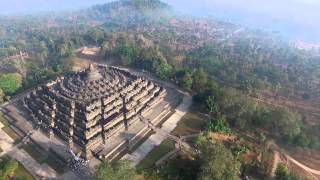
0 156 34 180
172 104 207 136
137 104 207 170
137 139 175 170
15 162 35 180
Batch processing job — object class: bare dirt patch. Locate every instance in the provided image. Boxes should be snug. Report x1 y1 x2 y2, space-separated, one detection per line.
208 132 237 142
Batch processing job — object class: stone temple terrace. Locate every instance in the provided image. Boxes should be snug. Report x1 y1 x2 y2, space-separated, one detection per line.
23 64 167 160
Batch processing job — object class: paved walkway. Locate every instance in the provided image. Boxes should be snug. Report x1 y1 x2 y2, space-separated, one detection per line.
0 122 15 154
123 93 192 166
0 122 57 179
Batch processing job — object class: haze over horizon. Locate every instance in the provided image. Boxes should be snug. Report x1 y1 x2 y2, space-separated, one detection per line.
1 0 319 44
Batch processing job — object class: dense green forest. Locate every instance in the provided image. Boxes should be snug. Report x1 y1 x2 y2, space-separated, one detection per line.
0 0 319 179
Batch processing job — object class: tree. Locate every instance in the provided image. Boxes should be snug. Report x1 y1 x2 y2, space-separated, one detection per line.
3 159 18 177
56 40 74 58
176 69 193 90
59 57 75 72
153 60 173 80
116 39 139 66
160 157 200 180
101 41 112 56
206 96 219 116
309 135 320 149
36 41 49 67
197 140 240 180
220 88 256 127
253 106 272 127
87 29 105 44
181 72 193 90
275 163 298 180
0 158 19 179
192 68 208 91
0 73 22 94
26 63 56 86
271 108 301 141
120 55 132 66
206 115 231 134
193 80 222 104
94 160 138 180
294 133 311 147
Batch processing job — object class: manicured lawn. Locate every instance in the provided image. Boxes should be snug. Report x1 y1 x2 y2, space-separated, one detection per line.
137 139 175 170
172 105 207 136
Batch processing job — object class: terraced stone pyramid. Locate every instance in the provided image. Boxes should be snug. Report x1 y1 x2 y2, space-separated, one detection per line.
23 64 166 159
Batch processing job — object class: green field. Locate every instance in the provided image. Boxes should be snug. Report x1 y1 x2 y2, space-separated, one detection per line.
137 139 175 170
172 104 207 136
15 162 35 180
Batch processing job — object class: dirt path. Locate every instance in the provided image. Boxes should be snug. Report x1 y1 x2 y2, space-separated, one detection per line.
286 155 320 176
270 151 281 177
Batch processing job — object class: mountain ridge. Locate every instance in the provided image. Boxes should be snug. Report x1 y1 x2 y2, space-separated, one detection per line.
77 0 173 24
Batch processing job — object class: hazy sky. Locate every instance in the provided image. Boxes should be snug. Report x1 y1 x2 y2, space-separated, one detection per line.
0 0 109 14
0 0 319 43
166 0 320 42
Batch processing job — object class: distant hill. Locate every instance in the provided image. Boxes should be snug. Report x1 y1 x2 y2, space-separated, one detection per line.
76 0 173 29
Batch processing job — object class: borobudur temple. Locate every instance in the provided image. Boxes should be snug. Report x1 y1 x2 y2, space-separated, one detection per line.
23 64 166 159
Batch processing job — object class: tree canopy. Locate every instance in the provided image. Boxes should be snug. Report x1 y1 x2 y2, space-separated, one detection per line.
271 108 301 140
0 73 22 94
0 157 19 179
94 160 139 180
275 163 298 180
197 137 240 180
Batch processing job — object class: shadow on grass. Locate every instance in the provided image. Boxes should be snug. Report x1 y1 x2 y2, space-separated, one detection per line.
136 139 175 171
